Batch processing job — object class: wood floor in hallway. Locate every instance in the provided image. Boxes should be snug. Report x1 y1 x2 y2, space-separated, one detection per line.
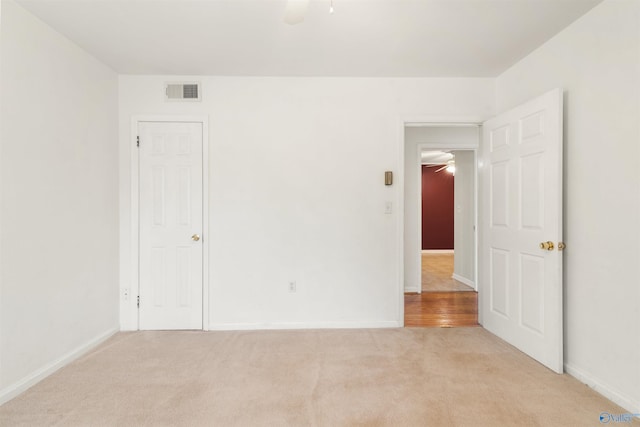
422 252 474 292
405 291 479 327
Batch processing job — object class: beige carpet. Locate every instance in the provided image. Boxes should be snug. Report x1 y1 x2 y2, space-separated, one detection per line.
422 253 475 292
1 328 635 427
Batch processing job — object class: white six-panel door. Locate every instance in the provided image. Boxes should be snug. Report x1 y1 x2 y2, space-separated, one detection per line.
138 121 203 330
480 88 563 373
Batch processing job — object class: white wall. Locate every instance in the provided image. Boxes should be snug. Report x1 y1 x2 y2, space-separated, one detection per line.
496 0 640 412
119 77 494 329
0 0 4 395
452 150 475 286
0 0 119 402
403 126 480 292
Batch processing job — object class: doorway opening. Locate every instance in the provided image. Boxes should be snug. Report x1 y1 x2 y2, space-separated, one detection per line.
399 89 563 369
403 124 480 327
421 150 475 293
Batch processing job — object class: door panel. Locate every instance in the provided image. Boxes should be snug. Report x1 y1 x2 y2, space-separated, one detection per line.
139 121 203 330
481 88 563 373
490 248 509 317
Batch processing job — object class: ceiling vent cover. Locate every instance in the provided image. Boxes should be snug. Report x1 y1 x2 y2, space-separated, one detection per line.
165 82 201 101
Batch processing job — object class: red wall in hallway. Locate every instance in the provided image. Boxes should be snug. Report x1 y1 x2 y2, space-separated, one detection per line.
422 165 454 250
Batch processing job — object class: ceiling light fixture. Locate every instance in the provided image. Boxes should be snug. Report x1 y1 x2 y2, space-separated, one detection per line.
284 0 334 24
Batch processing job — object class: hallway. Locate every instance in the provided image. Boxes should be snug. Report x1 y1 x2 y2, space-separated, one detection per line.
421 252 474 292
406 252 478 327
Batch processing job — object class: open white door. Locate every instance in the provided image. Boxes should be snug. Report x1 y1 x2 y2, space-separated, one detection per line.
480 88 563 373
138 121 204 330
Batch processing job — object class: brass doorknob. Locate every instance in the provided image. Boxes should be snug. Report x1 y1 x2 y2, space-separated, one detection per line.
539 241 554 251
192 234 200 242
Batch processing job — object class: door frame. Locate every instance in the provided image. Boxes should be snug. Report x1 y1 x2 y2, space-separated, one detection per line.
416 143 478 293
397 116 485 325
129 115 210 331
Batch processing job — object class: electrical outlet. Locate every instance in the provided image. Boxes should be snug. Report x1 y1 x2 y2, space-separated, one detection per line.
289 281 297 293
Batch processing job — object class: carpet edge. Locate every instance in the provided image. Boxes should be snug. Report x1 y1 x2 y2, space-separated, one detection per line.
0 327 119 406
565 362 640 415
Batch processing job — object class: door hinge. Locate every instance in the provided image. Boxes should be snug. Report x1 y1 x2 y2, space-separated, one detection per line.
136 136 140 147
137 295 140 308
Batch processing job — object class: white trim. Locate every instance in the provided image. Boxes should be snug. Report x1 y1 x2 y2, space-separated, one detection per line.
422 249 454 254
418 141 479 150
128 115 210 331
399 115 483 320
127 119 139 331
404 116 486 127
409 143 423 295
201 119 210 331
403 286 421 294
452 273 476 289
565 363 640 414
0 328 118 405
396 118 406 321
208 321 401 331
473 140 481 323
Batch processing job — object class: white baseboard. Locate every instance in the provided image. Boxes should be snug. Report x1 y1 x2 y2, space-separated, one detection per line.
0 328 118 406
564 363 639 414
208 320 401 331
404 286 421 293
452 273 476 289
422 249 454 254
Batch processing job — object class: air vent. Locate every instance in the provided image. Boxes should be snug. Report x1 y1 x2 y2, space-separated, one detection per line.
165 82 201 101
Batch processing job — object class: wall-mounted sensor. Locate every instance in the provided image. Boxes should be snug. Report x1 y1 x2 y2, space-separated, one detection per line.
385 171 393 186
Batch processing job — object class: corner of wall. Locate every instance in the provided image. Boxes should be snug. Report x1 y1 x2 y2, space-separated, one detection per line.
0 328 118 406
1 0 120 394
493 0 640 414
564 363 640 414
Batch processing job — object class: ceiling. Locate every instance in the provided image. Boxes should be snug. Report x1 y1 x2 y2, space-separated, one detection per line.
15 0 602 77
421 150 453 165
